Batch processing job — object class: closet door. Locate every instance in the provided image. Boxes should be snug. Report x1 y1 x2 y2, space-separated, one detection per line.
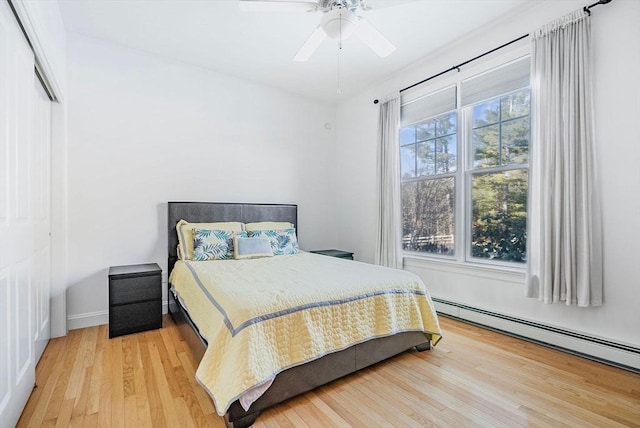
33 78 52 363
0 1 51 425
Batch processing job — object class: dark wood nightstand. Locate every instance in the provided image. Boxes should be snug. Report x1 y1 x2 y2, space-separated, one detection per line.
108 263 162 338
310 249 354 260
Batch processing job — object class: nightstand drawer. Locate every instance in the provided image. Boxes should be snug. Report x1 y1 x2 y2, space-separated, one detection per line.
109 274 161 305
109 299 162 338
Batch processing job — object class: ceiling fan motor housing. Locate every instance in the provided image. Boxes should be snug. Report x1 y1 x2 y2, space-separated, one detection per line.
319 0 364 13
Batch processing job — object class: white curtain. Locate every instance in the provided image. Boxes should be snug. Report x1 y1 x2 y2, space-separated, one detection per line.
375 95 402 268
526 10 603 306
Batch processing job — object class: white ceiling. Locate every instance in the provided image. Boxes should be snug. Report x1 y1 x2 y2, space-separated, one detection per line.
58 0 531 104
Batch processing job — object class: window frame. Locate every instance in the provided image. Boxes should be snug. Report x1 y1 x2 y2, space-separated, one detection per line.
400 110 459 259
463 88 530 268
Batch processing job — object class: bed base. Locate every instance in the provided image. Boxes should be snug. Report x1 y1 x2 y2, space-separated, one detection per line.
166 202 433 427
169 290 432 428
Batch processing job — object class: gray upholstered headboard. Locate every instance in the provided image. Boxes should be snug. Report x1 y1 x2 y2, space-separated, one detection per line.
167 202 298 274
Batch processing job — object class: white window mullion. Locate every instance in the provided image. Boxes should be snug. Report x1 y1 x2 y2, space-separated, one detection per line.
455 83 465 263
462 106 473 263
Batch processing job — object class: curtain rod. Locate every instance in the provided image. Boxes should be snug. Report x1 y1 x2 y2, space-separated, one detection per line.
373 0 612 104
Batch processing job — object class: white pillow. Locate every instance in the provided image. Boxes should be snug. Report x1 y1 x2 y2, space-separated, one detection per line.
233 236 274 260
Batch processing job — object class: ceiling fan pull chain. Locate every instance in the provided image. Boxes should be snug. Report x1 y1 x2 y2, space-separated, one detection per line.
337 49 342 95
337 9 343 95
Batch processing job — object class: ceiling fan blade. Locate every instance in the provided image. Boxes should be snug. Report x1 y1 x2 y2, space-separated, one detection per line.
238 0 318 12
361 0 417 11
354 17 396 58
293 26 327 62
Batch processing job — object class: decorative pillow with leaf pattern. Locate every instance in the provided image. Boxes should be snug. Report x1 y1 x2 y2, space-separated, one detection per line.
193 229 247 261
247 228 299 256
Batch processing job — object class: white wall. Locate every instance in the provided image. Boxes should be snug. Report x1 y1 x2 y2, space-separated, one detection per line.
335 0 640 347
65 34 338 328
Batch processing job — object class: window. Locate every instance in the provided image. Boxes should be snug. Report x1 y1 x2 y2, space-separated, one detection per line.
468 89 529 262
400 57 530 265
401 112 457 255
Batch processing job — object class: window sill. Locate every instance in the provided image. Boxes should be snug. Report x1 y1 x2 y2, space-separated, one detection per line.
402 253 525 283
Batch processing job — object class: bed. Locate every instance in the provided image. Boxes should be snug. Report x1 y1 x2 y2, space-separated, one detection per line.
167 202 442 428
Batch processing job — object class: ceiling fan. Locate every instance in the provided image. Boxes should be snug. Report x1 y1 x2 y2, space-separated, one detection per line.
239 0 396 62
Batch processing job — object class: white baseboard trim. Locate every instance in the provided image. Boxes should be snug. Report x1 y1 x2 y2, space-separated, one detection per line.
68 301 170 331
67 310 108 330
433 298 640 373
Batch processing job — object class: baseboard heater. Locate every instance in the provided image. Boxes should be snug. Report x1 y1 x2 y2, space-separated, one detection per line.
432 298 640 374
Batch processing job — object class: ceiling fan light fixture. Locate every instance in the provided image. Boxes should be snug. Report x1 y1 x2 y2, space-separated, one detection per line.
320 8 358 40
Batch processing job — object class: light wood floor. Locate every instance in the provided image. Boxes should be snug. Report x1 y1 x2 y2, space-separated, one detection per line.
18 315 640 428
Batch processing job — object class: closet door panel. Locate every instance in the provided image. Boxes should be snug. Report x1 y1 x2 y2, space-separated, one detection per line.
15 259 32 382
0 269 10 415
0 0 49 425
0 10 7 226
0 10 9 420
14 40 31 222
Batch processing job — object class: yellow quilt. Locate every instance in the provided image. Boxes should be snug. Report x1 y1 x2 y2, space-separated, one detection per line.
169 252 442 415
